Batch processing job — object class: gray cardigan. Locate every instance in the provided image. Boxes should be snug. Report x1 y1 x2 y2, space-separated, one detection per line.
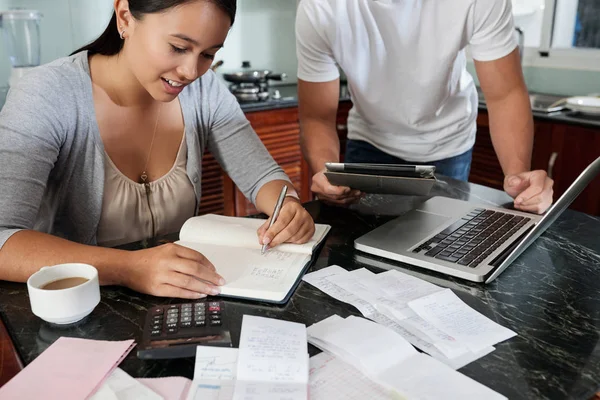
0 52 289 249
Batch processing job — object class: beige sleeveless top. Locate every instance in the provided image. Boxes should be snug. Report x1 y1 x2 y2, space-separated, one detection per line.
97 132 196 247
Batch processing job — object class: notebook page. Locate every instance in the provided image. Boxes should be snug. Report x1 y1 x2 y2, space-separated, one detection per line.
308 353 395 400
0 338 135 400
179 214 330 255
176 241 311 302
233 315 308 400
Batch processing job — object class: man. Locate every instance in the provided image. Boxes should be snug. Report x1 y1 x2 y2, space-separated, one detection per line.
296 0 553 214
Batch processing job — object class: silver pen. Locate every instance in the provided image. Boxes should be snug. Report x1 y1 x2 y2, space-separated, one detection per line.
261 185 288 255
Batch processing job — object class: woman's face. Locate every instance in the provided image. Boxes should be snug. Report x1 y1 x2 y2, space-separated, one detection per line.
124 1 230 101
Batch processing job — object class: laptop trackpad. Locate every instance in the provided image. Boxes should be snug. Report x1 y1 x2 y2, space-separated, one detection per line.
357 210 451 250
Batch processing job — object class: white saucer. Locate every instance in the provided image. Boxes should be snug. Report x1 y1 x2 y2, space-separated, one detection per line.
566 96 600 115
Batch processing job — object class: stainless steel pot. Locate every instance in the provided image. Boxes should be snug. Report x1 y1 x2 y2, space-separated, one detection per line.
222 61 287 84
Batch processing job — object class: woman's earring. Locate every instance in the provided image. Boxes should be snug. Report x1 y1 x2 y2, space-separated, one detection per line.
119 25 125 40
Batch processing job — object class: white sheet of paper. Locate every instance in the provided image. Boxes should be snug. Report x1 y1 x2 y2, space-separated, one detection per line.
370 269 444 304
308 315 416 376
332 271 469 359
233 315 308 400
325 272 477 361
303 266 468 366
303 266 498 369
236 315 308 383
378 353 507 400
326 273 412 319
302 267 377 317
348 268 377 280
90 368 163 400
408 289 517 353
309 353 395 400
308 315 506 400
186 347 239 400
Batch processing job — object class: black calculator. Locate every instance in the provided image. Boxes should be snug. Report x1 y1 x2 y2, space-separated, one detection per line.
137 301 232 360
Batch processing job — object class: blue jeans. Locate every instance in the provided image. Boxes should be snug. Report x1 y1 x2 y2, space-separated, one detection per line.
345 139 473 181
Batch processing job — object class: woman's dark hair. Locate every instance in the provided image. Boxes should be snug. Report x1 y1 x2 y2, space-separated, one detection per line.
72 0 236 56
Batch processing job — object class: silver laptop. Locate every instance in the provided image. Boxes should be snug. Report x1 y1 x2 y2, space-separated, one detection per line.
354 156 600 283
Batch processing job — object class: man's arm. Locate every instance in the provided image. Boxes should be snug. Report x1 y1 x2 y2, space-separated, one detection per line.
298 78 340 173
475 48 532 175
298 79 360 204
475 48 553 213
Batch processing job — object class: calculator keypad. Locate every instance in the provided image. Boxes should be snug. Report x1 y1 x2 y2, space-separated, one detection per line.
148 301 223 338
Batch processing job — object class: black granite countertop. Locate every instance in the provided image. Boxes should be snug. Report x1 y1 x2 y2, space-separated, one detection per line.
1 178 599 400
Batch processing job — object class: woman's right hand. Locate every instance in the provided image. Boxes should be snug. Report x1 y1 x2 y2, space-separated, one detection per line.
123 243 225 299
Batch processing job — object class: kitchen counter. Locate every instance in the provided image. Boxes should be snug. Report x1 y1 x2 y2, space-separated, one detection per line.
0 178 599 399
239 84 600 130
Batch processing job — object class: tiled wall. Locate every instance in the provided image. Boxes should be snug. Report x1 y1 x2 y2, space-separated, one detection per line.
466 62 600 97
0 0 598 95
0 0 299 87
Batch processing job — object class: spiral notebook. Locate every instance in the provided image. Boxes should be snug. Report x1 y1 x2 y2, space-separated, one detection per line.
176 214 331 303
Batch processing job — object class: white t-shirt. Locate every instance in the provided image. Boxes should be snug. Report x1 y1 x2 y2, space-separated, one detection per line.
296 0 517 162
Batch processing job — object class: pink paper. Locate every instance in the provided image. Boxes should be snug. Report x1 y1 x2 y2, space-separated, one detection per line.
138 377 192 400
0 337 135 400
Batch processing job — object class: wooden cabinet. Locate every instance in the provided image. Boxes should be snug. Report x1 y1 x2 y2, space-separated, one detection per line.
539 123 600 216
471 110 600 216
337 101 353 161
230 107 309 217
198 102 355 218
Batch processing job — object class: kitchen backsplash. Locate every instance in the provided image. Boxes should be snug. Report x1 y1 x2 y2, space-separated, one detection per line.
0 0 299 87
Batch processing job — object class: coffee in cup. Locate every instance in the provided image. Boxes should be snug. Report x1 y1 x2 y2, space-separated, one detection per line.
40 277 89 290
27 263 101 324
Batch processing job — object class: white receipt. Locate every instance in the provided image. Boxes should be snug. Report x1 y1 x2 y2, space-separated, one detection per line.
233 315 308 400
408 289 517 353
186 346 239 400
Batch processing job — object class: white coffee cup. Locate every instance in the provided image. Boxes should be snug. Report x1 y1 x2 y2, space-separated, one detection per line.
27 263 101 325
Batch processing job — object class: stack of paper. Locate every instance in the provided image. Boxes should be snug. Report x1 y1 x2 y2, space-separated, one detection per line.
185 346 239 400
307 315 507 400
302 266 517 369
0 337 135 400
233 315 308 400
185 315 309 400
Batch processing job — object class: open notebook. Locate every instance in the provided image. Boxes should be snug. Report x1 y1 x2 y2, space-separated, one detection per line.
177 214 330 303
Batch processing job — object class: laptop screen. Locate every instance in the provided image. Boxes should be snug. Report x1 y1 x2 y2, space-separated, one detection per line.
486 156 600 283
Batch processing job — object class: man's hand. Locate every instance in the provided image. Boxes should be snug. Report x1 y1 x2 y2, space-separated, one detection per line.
503 170 554 214
311 169 361 206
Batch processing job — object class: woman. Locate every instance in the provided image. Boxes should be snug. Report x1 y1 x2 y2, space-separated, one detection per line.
0 0 315 299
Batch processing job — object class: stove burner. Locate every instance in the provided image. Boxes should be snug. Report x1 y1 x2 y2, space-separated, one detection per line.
229 82 270 102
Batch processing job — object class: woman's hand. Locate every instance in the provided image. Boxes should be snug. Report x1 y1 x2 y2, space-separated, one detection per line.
123 243 225 299
257 197 316 249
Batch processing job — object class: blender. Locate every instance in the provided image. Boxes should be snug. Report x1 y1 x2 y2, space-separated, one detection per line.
0 9 42 87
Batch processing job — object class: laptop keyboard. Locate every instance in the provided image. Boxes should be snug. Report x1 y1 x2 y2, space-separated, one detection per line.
412 208 531 268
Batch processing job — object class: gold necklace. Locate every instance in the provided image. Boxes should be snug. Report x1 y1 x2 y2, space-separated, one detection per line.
140 104 163 184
